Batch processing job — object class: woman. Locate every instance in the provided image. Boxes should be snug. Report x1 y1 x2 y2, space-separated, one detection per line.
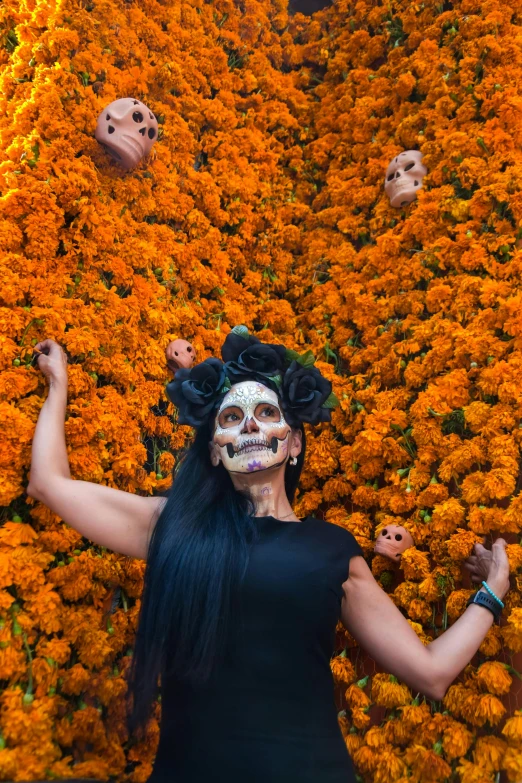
28 328 510 783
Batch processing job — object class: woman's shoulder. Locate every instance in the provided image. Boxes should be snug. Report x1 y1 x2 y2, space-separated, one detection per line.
303 517 363 556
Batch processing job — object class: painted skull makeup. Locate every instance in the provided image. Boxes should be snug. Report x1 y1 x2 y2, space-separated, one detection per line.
212 381 292 474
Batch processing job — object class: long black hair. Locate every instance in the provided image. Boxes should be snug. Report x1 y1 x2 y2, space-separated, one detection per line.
125 415 306 741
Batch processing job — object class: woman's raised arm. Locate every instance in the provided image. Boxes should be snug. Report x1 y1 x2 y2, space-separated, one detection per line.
340 539 510 701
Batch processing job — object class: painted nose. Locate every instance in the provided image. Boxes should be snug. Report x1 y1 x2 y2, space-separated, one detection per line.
242 416 259 433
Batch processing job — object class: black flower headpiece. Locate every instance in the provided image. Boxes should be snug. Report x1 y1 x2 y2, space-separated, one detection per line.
165 325 339 428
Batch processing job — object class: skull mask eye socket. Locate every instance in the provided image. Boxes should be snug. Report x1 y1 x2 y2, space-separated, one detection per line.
218 405 244 429
382 529 388 536
254 402 281 423
404 162 415 172
395 533 403 541
132 111 144 123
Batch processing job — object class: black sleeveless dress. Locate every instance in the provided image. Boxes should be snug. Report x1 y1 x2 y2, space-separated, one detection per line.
148 515 363 782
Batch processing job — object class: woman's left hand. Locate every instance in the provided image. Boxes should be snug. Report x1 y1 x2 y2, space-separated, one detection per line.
463 538 510 601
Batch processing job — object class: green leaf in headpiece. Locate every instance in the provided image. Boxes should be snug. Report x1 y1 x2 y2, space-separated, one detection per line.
220 376 232 394
265 373 282 388
296 350 316 368
231 325 250 338
285 348 301 363
323 391 340 409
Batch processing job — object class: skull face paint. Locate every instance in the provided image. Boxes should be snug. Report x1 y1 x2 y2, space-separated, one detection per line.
212 381 291 474
95 98 158 170
384 150 427 208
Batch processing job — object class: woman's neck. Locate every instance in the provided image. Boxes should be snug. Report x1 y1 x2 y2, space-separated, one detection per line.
230 472 299 521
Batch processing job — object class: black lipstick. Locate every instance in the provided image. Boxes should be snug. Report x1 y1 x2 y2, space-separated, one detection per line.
271 437 278 453
226 443 235 458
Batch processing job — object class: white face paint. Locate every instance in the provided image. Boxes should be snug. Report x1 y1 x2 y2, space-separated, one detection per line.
212 381 291 474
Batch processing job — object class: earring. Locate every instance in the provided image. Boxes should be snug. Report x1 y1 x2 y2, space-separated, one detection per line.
290 457 298 466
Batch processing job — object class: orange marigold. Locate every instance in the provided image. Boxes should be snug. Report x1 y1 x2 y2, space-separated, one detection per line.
475 661 513 695
502 608 522 653
371 673 411 709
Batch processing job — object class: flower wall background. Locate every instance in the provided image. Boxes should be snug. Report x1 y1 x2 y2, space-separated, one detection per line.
1 0 522 779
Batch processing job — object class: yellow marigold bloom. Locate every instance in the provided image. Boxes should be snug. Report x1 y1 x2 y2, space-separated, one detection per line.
401 547 431 580
446 589 474 620
344 731 363 755
403 744 452 782
479 625 503 657
394 581 420 608
441 720 473 760
502 745 522 783
464 694 506 728
473 735 507 772
431 497 465 536
446 529 483 560
352 744 378 775
373 749 408 783
502 608 522 653
456 759 496 783
371 673 411 709
351 706 371 730
502 710 522 742
330 654 356 686
475 661 512 695
345 683 371 710
408 598 432 624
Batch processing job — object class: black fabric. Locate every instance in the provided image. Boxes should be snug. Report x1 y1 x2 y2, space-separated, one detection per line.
148 515 363 782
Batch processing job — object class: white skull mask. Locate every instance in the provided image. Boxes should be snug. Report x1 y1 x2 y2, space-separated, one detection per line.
384 150 427 208
95 98 159 170
211 381 291 474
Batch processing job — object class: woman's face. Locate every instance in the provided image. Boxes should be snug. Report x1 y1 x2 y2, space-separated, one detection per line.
210 381 292 474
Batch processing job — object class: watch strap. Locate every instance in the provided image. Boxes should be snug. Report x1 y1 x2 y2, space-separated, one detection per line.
466 589 502 620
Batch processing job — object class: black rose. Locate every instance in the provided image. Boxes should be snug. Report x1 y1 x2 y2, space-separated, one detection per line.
221 331 262 364
223 341 287 388
281 361 332 426
165 358 226 427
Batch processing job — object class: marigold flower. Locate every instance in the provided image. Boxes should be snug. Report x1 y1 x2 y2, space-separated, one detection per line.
502 608 522 653
475 661 513 695
371 673 411 708
330 654 356 686
473 735 508 772
441 720 473 759
501 709 522 742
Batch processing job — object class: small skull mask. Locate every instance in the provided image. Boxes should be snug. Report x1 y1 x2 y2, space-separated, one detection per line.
95 98 158 170
384 151 427 208
166 339 196 373
210 381 292 475
374 525 414 561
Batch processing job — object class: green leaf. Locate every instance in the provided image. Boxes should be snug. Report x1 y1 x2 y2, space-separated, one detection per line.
323 391 339 409
220 376 232 393
285 348 301 363
296 350 315 368
231 324 249 338
265 373 282 387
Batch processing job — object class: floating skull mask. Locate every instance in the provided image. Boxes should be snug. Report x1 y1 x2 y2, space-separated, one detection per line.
95 98 158 170
374 525 414 561
384 151 427 208
210 381 292 475
166 339 196 373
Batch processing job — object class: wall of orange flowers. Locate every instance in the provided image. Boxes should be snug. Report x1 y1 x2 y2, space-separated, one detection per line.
0 0 521 779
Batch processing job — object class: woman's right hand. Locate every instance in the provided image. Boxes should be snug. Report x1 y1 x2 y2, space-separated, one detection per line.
463 538 510 601
32 339 69 385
